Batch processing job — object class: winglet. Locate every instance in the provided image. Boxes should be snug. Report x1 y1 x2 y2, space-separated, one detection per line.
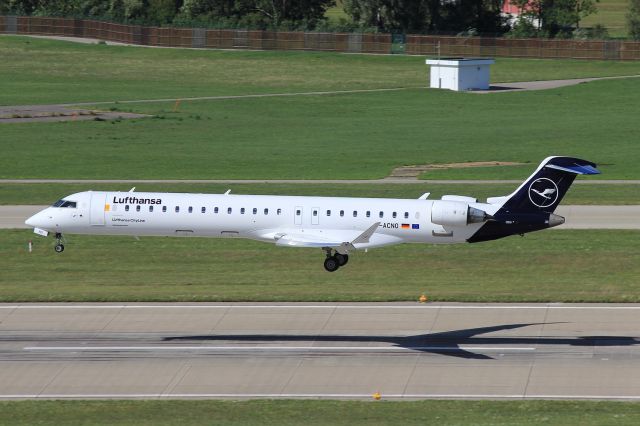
352 222 380 245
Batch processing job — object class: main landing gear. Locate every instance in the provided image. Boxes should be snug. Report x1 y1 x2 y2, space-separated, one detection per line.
323 248 349 272
54 232 65 253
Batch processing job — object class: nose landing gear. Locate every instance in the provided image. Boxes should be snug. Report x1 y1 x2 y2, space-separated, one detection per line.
54 233 65 253
323 248 349 272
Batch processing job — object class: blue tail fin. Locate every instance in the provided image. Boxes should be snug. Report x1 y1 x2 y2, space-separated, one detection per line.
468 156 599 243
497 156 600 213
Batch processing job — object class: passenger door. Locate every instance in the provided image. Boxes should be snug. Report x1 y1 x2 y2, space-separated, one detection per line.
90 192 106 226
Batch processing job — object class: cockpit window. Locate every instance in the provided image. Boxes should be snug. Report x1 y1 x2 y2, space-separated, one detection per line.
52 199 77 208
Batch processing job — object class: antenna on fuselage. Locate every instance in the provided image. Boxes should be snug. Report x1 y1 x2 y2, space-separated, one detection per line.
224 189 231 195
129 187 136 192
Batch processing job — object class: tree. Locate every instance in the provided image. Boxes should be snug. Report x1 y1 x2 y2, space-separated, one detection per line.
344 0 506 34
629 0 640 40
510 0 598 38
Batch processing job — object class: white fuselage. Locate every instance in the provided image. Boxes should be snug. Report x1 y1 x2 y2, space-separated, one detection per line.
26 191 501 250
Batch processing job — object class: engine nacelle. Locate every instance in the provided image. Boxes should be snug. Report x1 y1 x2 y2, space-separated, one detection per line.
431 200 489 227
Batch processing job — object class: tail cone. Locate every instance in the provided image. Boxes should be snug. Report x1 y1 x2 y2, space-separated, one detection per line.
548 213 565 228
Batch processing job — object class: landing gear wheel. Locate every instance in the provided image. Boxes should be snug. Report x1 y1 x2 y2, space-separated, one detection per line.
54 232 65 253
323 256 340 272
335 253 349 266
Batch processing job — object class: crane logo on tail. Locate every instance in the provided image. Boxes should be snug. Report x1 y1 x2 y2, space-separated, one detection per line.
528 178 559 208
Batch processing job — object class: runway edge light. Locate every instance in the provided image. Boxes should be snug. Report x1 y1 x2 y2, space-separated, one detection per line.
419 294 428 303
372 392 381 400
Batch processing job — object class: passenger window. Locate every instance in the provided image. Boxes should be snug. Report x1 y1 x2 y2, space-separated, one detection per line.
392 212 397 218
188 206 193 213
366 211 370 218
353 211 357 217
340 210 344 217
264 208 269 215
214 207 219 214
404 212 409 219
227 207 232 214
136 205 141 212
201 207 206 213
162 206 167 213
253 208 257 215
326 210 331 216
313 210 318 217
149 206 153 212
379 211 384 218
277 208 282 215
125 205 130 212
175 206 180 213
241 208 245 214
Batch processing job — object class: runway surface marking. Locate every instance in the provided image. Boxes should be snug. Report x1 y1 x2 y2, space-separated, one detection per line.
3 303 640 309
0 393 639 400
23 346 536 352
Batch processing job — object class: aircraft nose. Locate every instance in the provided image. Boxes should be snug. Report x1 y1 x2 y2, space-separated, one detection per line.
25 209 51 229
25 215 36 227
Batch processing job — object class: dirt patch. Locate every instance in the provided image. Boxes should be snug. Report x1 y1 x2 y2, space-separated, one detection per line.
0 105 149 123
389 161 524 179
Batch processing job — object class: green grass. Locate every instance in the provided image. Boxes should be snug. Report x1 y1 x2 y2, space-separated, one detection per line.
1 182 638 205
2 36 640 105
3 78 640 180
2 37 640 180
2 229 639 302
582 0 629 37
1 400 640 426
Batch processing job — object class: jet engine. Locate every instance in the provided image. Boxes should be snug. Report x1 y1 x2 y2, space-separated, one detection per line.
431 200 490 227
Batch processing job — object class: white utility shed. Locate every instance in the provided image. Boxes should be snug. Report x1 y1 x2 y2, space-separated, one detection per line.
426 58 495 91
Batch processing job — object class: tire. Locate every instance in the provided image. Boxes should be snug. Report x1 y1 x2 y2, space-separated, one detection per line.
335 253 349 266
323 256 340 272
54 244 64 253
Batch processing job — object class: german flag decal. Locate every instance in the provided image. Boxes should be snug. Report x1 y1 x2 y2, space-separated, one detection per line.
401 224 410 229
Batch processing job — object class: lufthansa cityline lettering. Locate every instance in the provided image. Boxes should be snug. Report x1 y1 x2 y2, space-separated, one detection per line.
112 196 162 205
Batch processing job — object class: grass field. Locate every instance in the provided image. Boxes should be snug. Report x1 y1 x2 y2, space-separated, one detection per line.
4 79 640 180
3 36 640 105
1 182 638 205
1 399 640 426
2 229 638 302
2 37 640 180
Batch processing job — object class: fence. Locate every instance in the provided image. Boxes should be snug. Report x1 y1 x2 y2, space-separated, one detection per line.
2 15 640 60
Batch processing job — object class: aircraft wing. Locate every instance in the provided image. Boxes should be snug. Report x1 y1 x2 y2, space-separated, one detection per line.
252 223 402 251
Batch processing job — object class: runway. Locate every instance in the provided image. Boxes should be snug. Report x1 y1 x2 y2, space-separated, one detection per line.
2 205 639 229
1 303 639 400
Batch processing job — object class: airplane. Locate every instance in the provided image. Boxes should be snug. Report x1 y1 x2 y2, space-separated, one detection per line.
25 156 599 272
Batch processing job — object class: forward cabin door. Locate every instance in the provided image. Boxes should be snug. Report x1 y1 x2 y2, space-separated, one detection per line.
90 192 106 226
